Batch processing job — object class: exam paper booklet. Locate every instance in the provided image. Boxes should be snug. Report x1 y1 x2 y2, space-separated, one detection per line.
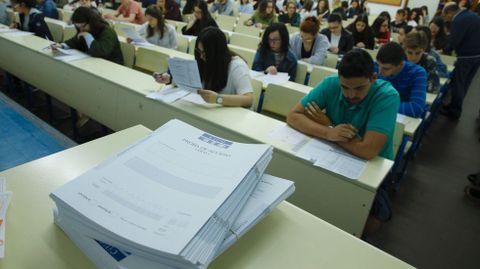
167 58 203 92
54 174 295 269
120 27 154 47
267 124 367 180
295 136 367 180
50 119 274 269
0 177 13 259
145 85 190 104
51 47 90 62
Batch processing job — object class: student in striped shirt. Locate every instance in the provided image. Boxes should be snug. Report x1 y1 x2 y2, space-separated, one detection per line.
375 42 427 118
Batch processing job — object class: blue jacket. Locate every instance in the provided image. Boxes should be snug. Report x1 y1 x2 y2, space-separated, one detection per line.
37 0 59 19
19 10 53 40
252 50 297 81
444 10 480 57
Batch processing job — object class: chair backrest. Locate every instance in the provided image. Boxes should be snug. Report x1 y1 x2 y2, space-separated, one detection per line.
232 2 240 17
234 24 262 37
175 21 187 34
229 32 260 50
188 36 197 55
237 13 252 25
63 25 76 41
62 9 73 22
323 53 338 69
308 65 337 87
216 14 237 32
286 25 299 35
261 83 306 117
6 8 19 24
176 34 189 53
56 8 64 21
227 44 256 68
44 18 64 43
118 38 136 68
393 121 405 156
295 61 308 85
364 49 378 61
440 54 456 66
135 47 173 73
251 78 263 112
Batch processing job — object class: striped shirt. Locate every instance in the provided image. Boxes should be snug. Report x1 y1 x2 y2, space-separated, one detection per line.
375 61 427 118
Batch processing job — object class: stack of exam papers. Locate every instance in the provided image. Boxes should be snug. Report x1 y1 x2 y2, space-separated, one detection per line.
0 177 12 258
51 119 294 269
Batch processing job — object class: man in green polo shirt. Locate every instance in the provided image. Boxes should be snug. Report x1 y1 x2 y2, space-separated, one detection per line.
287 49 400 160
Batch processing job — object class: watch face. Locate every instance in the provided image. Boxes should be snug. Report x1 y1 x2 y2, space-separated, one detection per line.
217 96 224 104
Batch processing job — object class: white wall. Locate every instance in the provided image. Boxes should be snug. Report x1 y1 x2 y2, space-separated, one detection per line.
369 0 440 19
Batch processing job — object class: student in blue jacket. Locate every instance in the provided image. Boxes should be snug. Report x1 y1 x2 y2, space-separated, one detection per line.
252 22 297 81
11 0 53 40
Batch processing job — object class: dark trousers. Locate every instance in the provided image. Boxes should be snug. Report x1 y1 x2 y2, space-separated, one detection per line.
448 57 480 117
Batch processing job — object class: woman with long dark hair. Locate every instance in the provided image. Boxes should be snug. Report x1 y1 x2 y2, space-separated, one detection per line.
135 5 176 49
429 16 448 52
58 6 123 64
156 27 253 107
371 15 390 45
252 23 297 81
182 0 218 36
346 13 374 49
244 0 277 29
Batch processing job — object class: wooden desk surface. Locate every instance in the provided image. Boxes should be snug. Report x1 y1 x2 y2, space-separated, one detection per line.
0 126 413 269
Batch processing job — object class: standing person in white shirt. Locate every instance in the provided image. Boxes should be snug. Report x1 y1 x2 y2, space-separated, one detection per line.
155 27 253 107
132 5 177 49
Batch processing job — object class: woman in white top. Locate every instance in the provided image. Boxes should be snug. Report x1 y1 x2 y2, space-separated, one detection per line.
155 26 253 107
135 5 177 49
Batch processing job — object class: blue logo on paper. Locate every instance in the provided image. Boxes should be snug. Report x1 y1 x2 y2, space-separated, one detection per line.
95 240 131 262
199 133 232 149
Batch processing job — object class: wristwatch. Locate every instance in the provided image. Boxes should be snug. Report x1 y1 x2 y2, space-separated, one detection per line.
216 95 224 105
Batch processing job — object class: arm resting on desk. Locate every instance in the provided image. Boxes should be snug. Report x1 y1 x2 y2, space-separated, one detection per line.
337 131 387 160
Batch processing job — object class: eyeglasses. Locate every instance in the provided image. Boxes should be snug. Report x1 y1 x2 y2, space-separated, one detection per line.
268 38 281 44
74 23 87 29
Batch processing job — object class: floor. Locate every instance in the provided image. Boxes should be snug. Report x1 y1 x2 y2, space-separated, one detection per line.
0 90 75 171
1 72 479 268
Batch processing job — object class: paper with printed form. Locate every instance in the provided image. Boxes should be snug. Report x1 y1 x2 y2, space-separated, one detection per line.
51 119 272 264
53 48 90 62
120 27 145 43
396 113 408 124
0 177 12 259
167 58 203 92
295 138 367 180
268 124 309 148
53 173 295 269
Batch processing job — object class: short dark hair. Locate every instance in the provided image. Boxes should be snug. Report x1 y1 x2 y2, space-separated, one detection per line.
71 6 108 36
338 49 374 78
13 0 37 8
328 13 342 24
376 42 405 66
443 3 460 14
396 9 405 16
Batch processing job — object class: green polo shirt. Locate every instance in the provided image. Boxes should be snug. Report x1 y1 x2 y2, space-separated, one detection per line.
301 75 400 160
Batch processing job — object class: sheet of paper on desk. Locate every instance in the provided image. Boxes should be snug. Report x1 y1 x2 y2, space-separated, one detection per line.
2 30 34 37
295 139 367 179
0 28 18 34
249 70 264 78
181 92 208 105
54 49 90 62
167 57 202 92
120 27 145 43
145 86 190 104
268 124 309 148
313 150 367 180
262 72 290 86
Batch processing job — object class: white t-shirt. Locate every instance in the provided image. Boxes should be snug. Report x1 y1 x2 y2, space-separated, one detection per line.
330 33 341 48
220 56 253 96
